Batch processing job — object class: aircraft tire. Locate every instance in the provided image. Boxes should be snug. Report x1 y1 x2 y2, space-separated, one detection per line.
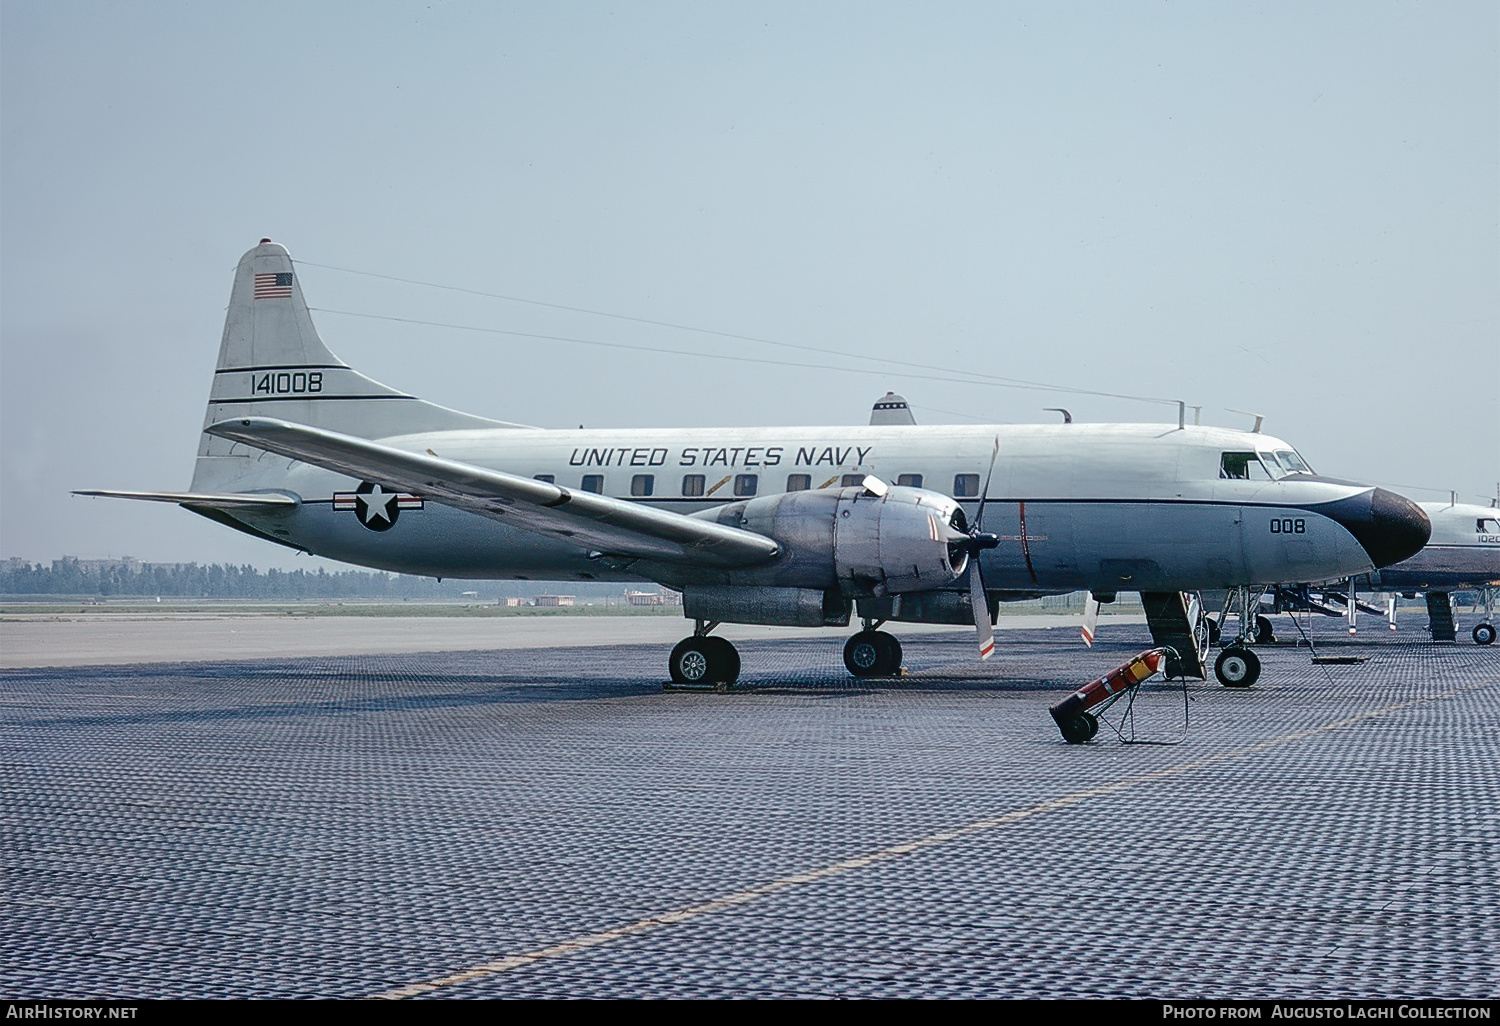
669 636 740 686
1255 615 1276 644
844 631 895 678
705 636 741 685
1214 646 1261 688
880 631 903 672
1474 623 1496 646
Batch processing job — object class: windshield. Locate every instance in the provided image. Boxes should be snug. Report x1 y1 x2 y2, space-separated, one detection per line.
1272 449 1314 475
1248 449 1315 480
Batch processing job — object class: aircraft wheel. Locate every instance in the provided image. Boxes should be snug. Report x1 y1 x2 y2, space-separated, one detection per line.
1059 711 1098 745
880 631 903 672
1474 623 1496 646
844 631 895 678
669 636 740 686
1255 615 1276 645
1214 646 1261 688
705 636 741 685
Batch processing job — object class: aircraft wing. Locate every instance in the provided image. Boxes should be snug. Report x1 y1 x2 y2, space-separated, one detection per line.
73 489 299 509
203 417 781 568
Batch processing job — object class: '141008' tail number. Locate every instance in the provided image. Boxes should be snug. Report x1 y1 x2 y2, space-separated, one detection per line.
1269 518 1306 534
251 371 323 394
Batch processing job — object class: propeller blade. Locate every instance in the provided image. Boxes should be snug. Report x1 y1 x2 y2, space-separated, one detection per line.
973 436 1000 532
969 560 995 660
1080 593 1100 647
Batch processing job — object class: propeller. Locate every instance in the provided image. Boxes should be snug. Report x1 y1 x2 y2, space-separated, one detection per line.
957 438 1002 659
1080 593 1100 647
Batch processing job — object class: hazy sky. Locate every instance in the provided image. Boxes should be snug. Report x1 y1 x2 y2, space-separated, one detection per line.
2 1 1496 570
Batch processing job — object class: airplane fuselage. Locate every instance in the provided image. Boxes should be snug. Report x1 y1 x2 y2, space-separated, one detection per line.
1352 502 1500 591
220 420 1391 595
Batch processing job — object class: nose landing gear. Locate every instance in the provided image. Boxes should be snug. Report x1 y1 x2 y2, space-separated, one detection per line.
1213 646 1261 688
1213 586 1269 687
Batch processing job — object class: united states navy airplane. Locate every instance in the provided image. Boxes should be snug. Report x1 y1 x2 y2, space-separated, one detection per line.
77 241 1431 686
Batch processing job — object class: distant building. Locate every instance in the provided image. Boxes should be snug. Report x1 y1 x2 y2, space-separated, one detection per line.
533 595 576 607
625 589 680 606
59 556 145 573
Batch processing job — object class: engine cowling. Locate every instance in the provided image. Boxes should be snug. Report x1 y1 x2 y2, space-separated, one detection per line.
700 484 972 596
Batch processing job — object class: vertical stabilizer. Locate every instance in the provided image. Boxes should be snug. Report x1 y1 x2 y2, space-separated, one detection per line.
192 240 521 491
869 392 916 425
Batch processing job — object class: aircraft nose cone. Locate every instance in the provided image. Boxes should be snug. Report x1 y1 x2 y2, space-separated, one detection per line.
1323 488 1431 569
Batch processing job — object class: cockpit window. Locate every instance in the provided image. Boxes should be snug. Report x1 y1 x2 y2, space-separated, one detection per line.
1220 452 1273 481
1479 518 1499 534
1273 449 1313 475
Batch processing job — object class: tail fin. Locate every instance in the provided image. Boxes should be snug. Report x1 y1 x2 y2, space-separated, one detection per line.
192 240 523 492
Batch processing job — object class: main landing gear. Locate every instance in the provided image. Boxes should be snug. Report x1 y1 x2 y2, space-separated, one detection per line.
668 621 741 689
667 619 908 689
843 624 903 678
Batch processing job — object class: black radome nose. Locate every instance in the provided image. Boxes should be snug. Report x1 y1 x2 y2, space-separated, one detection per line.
1314 488 1431 569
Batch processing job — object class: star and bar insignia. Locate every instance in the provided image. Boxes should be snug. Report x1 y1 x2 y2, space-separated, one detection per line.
333 483 424 531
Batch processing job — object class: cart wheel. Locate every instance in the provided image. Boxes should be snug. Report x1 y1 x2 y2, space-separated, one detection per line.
1059 712 1098 745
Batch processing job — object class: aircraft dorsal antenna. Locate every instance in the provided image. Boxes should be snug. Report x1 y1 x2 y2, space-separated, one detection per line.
1227 408 1264 433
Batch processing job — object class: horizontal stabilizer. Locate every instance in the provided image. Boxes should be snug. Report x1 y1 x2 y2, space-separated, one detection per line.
203 417 782 568
73 489 299 509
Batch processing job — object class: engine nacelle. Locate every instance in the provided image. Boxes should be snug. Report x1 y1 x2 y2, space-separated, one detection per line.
683 586 851 627
857 590 997 626
700 484 971 597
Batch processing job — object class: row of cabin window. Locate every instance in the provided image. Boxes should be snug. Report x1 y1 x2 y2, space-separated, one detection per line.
530 472 983 498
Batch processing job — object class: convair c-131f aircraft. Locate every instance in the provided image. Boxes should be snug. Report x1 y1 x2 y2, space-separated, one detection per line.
78 241 1431 687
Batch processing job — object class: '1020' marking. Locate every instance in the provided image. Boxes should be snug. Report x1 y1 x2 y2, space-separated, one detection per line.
1269 518 1306 534
251 371 322 394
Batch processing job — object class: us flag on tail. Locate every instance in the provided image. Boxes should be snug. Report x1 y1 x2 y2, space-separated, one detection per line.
254 272 293 299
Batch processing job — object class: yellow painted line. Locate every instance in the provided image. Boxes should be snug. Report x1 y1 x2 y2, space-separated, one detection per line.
705 475 732 497
817 475 841 489
371 681 1482 999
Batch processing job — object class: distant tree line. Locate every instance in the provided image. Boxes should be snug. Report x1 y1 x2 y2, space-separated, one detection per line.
0 559 654 601
2 559 475 599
